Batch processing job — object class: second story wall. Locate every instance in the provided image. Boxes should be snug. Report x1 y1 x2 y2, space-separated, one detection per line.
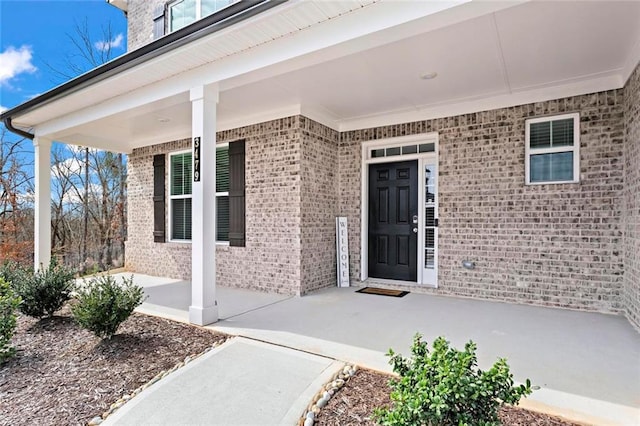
127 0 165 51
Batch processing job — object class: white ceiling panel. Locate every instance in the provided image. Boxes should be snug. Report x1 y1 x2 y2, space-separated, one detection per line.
219 13 508 120
495 1 640 90
357 14 507 111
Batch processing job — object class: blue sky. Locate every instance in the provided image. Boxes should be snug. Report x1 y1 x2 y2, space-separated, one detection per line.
0 0 128 114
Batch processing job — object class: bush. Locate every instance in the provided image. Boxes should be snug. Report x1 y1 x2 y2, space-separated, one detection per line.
12 260 76 319
72 275 145 339
375 334 532 426
0 278 21 363
0 261 25 289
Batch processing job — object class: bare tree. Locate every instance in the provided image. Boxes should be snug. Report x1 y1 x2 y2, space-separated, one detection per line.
50 145 127 270
44 18 120 83
0 127 34 264
43 18 127 272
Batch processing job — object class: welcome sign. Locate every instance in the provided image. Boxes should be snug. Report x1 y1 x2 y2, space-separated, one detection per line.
336 217 350 287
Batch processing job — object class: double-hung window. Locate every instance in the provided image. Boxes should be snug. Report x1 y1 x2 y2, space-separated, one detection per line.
170 152 192 241
525 113 580 184
169 146 230 243
168 0 239 32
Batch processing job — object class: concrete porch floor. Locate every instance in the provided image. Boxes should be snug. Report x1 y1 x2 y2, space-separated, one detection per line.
117 273 640 425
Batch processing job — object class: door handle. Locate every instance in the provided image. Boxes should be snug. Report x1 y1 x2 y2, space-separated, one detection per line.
412 227 418 233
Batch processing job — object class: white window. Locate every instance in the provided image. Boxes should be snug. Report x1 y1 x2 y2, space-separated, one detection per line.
525 113 580 185
168 0 238 32
169 146 230 242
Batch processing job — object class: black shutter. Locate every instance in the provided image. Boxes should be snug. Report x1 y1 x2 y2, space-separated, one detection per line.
228 140 245 247
153 4 166 40
153 154 166 243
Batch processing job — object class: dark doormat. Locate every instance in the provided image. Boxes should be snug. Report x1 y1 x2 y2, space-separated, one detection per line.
356 287 409 297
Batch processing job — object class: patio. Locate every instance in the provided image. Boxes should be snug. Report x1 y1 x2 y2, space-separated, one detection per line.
118 273 640 425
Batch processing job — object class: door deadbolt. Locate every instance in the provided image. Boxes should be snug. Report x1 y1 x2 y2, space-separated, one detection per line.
412 215 418 224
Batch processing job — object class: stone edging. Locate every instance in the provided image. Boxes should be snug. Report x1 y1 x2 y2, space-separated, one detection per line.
298 364 358 426
87 337 230 426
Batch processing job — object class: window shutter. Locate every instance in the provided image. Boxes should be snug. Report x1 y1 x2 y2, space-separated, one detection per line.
153 154 166 242
228 140 245 247
216 147 230 242
153 4 166 40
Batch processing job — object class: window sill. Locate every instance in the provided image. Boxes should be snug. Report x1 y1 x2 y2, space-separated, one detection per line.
526 179 580 185
163 240 231 245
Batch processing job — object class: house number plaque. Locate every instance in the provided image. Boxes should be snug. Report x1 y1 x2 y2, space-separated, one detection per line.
193 137 201 182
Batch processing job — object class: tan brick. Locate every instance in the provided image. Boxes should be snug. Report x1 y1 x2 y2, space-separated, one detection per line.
340 90 627 314
623 63 640 331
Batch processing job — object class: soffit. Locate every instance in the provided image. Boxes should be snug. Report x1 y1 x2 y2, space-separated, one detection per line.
14 0 378 127
218 0 640 129
13 0 640 150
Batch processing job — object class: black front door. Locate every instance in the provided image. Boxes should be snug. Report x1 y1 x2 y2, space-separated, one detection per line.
368 160 418 281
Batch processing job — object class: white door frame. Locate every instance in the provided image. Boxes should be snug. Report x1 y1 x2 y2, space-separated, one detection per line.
360 133 439 287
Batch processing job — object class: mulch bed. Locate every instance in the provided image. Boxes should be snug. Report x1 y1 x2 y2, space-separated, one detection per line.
315 369 582 426
0 306 225 426
2 308 583 426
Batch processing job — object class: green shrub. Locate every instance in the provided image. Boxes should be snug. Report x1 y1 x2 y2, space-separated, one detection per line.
0 261 27 290
0 278 21 362
12 260 75 318
72 275 145 339
375 334 532 426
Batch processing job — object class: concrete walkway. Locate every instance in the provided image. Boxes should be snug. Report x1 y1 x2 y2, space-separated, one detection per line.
119 274 640 425
103 337 343 426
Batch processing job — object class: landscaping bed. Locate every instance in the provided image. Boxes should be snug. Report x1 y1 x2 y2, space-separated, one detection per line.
315 369 582 426
2 301 583 426
0 307 225 426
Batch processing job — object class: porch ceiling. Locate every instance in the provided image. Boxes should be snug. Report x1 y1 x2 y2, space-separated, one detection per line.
11 0 640 151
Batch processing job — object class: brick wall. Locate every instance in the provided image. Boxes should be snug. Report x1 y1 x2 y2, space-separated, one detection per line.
217 117 302 294
623 63 640 330
126 117 303 294
126 0 164 51
124 89 635 317
340 91 626 313
125 138 192 279
300 117 339 294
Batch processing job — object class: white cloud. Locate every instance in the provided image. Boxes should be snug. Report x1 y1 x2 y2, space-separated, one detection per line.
52 156 84 179
61 183 102 205
95 33 124 52
0 46 37 86
0 105 6 114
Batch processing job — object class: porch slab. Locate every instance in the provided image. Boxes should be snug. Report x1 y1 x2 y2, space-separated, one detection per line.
110 272 292 321
211 287 640 425
124 274 639 424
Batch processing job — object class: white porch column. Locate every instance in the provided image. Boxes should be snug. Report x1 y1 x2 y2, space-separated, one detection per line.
189 84 219 325
33 137 52 270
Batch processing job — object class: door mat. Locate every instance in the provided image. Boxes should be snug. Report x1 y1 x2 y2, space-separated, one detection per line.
355 287 409 297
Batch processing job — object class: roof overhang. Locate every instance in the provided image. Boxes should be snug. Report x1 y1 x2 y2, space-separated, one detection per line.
2 0 639 152
106 0 128 13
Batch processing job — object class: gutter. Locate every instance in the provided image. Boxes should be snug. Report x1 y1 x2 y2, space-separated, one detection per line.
3 116 34 140
0 0 287 140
